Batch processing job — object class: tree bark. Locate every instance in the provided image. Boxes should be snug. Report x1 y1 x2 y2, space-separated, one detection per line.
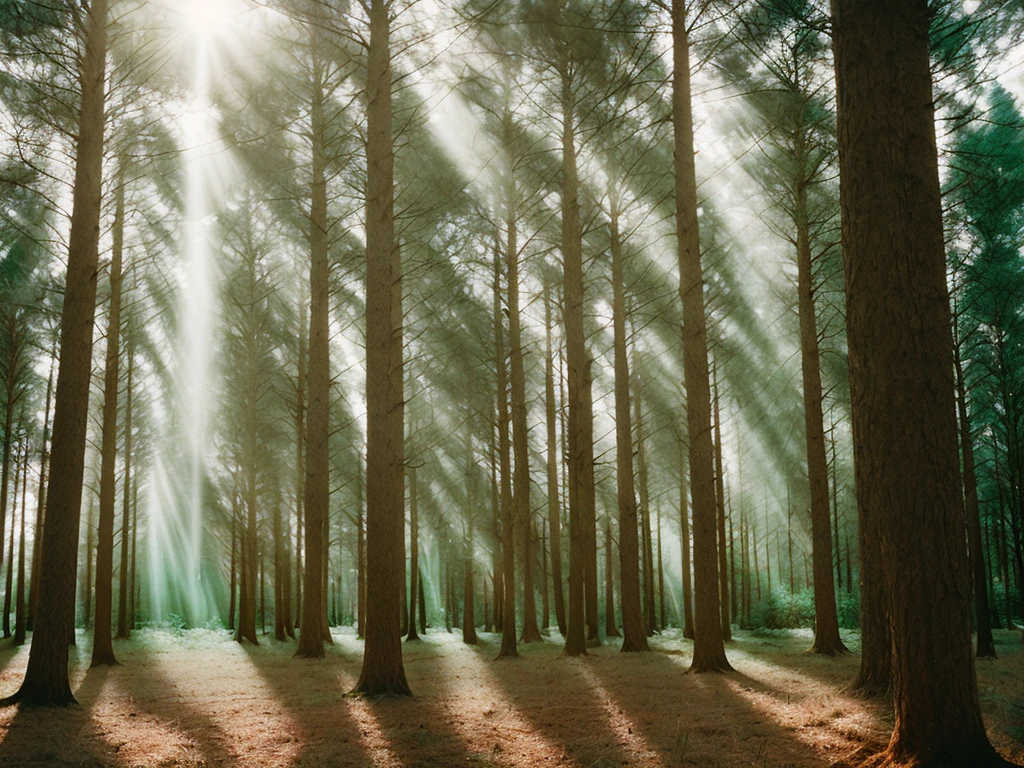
115 342 133 640
611 194 646 652
494 244 517 659
92 160 126 667
673 0 729 673
679 438 694 639
406 465 420 641
544 285 566 637
27 348 54 633
795 173 846 656
604 517 620 638
296 32 328 659
561 65 596 658
6 0 108 705
831 1 1012 762
355 0 410 695
712 365 731 641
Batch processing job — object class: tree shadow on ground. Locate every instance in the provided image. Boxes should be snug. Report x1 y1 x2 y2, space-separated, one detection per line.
0 658 110 767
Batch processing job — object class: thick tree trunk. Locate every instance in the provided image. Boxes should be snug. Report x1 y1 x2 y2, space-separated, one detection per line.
92 162 126 667
296 39 328 659
544 286 566 637
6 0 108 705
831 1 1012 762
611 195 646 652
673 0 729 673
355 0 409 695
795 180 846 656
561 67 596 658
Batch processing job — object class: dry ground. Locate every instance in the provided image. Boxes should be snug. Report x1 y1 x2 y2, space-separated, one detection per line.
0 626 1021 767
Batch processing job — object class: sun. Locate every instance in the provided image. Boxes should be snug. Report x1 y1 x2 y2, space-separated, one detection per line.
179 0 237 40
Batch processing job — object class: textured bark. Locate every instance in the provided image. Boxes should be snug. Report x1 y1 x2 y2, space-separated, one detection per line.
294 303 306 631
795 178 846 656
544 286 566 636
355 0 409 695
494 246 517 659
611 198 646 652
673 0 729 673
561 66 595 658
832 1 1012 762
296 39 328 659
6 0 108 705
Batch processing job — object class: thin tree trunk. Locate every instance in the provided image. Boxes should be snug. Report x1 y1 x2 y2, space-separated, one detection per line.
712 365 731 641
605 516 620 638
463 436 477 645
295 302 306 632
4 444 22 639
679 440 694 639
636 378 656 637
14 439 28 645
611 193 645 651
92 160 126 667
28 348 55 633
831 2 1008 760
494 245 517 659
116 343 133 640
544 285 566 636
228 501 237 631
407 465 420 641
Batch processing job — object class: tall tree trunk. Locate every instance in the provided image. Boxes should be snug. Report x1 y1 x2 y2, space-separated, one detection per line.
407 465 420 641
4 445 22 639
463 436 478 645
14 439 28 645
795 175 846 655
295 303 306 631
296 34 328 659
561 66 596 657
954 313 996 658
831 1 1010 761
679 438 694 639
611 194 646 652
657 502 666 630
228 502 237 631
494 245 517 658
355 0 409 695
636 378 656 637
84 494 95 631
507 201 540 644
604 517 620 637
544 285 566 637
116 343 133 640
274 491 287 641
712 365 731 641
8 0 108 705
356 470 365 638
673 0 729 673
489 409 502 634
28 348 55 633
92 161 126 667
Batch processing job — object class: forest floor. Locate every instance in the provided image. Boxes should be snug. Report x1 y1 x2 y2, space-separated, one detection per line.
0 626 1021 768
